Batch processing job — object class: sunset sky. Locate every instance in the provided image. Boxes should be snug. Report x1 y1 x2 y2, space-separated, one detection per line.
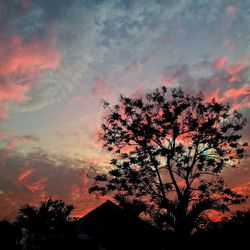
0 0 250 219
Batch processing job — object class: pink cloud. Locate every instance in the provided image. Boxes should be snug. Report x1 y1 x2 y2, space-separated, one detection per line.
70 95 83 104
237 53 250 62
231 97 250 110
91 78 111 97
21 0 32 8
17 168 35 182
205 88 224 103
212 56 228 69
0 102 8 120
0 36 60 75
226 63 247 83
25 177 48 193
0 83 31 102
0 35 61 121
224 86 250 99
223 38 241 52
225 5 237 14
129 85 145 99
226 63 246 76
210 75 220 84
7 135 39 150
87 156 107 165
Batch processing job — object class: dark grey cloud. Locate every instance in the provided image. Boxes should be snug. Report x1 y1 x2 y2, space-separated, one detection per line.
0 148 103 220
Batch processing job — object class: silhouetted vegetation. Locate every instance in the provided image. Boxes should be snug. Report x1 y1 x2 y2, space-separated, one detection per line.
0 199 249 249
90 87 248 236
114 193 148 217
14 199 75 250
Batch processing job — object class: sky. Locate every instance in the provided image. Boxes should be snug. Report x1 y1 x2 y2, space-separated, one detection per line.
0 0 250 220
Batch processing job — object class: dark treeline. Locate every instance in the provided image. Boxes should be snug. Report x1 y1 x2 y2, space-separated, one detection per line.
0 199 77 250
0 198 250 250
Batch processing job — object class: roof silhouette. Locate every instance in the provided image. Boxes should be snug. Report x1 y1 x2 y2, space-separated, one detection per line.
75 200 157 235
74 200 160 249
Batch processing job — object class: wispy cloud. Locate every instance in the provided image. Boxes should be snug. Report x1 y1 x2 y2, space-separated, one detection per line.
2 0 248 113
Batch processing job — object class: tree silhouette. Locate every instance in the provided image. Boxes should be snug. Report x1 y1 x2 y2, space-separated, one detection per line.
89 87 248 236
114 193 148 217
192 209 250 249
15 198 74 250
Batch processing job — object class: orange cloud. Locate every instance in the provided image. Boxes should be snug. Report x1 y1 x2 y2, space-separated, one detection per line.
207 210 223 222
17 168 34 182
212 56 228 69
17 167 47 194
25 176 48 193
232 181 250 195
224 86 250 99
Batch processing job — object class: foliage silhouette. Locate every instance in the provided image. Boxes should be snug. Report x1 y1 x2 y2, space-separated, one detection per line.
114 193 148 217
15 198 74 250
191 209 250 249
89 86 248 236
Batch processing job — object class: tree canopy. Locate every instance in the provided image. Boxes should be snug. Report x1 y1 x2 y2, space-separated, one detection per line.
15 198 74 250
90 87 248 235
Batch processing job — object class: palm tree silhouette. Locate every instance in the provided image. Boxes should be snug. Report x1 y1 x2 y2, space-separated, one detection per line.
114 194 148 217
15 199 74 250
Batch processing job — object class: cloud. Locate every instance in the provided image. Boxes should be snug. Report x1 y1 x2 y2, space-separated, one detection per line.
17 168 34 182
224 86 250 99
212 56 228 69
91 77 111 97
6 134 39 150
161 57 250 110
25 176 48 193
0 83 31 102
69 96 83 104
0 36 60 75
0 102 8 120
0 35 61 119
233 181 250 196
225 5 237 14
0 0 248 114
0 148 104 220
